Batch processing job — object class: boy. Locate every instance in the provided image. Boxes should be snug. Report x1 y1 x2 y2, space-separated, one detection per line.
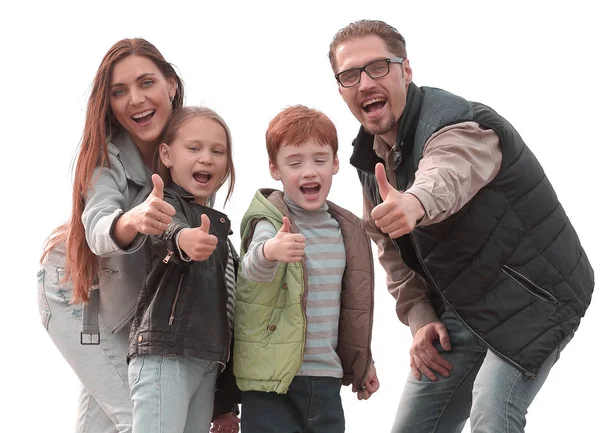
234 105 379 433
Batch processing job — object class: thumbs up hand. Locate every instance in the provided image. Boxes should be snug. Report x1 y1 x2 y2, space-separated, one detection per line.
263 216 306 263
178 214 219 261
129 174 177 236
370 163 425 239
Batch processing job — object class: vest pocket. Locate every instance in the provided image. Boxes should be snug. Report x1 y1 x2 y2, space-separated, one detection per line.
501 265 559 306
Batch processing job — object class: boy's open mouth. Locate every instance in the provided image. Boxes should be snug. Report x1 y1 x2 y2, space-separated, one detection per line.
300 183 321 197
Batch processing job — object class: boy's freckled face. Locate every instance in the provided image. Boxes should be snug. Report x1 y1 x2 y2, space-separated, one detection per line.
269 139 339 211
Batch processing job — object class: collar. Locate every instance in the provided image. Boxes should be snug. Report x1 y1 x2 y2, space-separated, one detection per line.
349 82 423 173
109 131 151 187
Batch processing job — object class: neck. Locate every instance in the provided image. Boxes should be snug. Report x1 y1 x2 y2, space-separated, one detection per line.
380 128 398 148
132 138 157 169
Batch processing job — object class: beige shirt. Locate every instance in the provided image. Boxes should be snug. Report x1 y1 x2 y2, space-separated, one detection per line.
363 121 502 335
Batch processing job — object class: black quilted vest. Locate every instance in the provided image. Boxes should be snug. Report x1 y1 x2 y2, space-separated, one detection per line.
351 84 594 376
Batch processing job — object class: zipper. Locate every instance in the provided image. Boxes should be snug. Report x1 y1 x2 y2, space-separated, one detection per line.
162 250 174 264
168 274 184 325
502 265 560 307
408 235 537 379
358 238 376 390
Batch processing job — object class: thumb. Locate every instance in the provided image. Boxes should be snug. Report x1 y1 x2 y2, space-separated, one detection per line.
437 324 452 351
279 216 291 233
150 174 164 199
199 213 211 233
374 163 392 200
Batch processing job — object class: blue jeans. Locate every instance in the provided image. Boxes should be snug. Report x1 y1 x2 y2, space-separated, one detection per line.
38 262 132 433
128 355 219 433
392 311 570 433
241 376 345 433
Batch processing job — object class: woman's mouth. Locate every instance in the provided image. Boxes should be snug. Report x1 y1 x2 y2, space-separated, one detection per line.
131 109 156 124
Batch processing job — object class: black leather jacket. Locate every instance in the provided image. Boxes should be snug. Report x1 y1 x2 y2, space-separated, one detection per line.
129 183 239 415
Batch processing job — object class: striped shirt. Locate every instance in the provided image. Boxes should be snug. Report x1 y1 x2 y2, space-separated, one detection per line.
241 194 345 378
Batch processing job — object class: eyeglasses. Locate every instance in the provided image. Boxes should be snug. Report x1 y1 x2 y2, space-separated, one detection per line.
335 57 404 88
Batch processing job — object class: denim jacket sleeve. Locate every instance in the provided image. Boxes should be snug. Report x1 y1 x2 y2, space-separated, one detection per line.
82 147 147 258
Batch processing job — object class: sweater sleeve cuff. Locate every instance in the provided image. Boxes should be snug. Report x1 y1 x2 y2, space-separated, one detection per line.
406 302 440 336
175 230 192 262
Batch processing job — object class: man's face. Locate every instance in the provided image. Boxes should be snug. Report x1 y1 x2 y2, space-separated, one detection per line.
334 35 412 143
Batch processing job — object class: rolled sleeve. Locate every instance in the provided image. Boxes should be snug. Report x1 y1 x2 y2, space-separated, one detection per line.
82 163 146 257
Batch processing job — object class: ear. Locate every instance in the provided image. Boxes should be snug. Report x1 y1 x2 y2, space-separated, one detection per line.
333 155 340 175
167 77 177 100
269 160 281 181
403 59 413 87
158 143 171 168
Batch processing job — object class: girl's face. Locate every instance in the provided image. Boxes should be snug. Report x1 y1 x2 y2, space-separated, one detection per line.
159 116 229 205
109 55 176 152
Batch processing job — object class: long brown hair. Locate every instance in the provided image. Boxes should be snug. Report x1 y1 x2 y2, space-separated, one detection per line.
156 106 236 205
41 38 184 304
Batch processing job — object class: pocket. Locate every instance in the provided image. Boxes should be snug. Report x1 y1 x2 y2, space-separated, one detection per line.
37 269 51 330
502 265 559 306
128 355 146 389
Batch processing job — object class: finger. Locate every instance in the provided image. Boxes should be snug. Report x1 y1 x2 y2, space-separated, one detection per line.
150 174 164 199
375 162 393 200
437 325 452 351
280 216 291 233
199 214 211 233
416 349 448 378
370 201 390 222
413 355 437 381
410 355 421 380
156 201 176 217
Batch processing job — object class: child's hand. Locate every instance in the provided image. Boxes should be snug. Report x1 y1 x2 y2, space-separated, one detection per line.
210 412 240 433
263 217 305 263
178 214 218 261
353 362 379 400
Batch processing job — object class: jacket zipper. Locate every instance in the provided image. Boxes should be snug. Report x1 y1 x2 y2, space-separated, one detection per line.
163 250 174 264
168 274 184 325
408 235 537 379
502 265 560 307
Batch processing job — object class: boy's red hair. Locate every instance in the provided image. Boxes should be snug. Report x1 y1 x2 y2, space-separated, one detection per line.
266 105 338 162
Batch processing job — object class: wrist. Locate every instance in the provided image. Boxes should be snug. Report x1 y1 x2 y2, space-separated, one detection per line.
262 240 275 262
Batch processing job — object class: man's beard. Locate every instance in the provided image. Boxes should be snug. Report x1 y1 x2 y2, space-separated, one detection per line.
363 113 397 137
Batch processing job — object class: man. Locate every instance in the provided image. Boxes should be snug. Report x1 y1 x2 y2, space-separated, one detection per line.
329 19 594 432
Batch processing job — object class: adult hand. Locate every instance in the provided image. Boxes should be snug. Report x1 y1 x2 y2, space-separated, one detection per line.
353 362 380 400
129 174 176 235
210 412 240 433
410 321 452 381
263 217 306 263
178 214 218 261
371 163 425 238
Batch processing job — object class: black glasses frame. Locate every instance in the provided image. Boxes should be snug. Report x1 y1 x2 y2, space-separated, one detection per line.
335 57 404 88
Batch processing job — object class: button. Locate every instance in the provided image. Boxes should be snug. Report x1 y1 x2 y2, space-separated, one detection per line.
282 282 288 290
220 217 226 223
268 324 277 332
137 335 143 343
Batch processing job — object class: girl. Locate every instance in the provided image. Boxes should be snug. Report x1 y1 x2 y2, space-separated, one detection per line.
127 106 240 433
38 38 183 433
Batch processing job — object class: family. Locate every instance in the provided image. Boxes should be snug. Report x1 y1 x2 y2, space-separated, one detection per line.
37 19 594 433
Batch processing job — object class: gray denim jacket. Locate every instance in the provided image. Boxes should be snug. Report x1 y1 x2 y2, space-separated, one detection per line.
82 130 152 333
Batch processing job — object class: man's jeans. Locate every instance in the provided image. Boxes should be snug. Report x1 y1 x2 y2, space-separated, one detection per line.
128 355 219 433
38 263 132 433
241 376 345 433
392 310 570 433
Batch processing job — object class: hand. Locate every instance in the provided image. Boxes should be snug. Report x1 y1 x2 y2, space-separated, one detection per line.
210 412 240 433
263 217 306 263
353 362 379 400
178 214 219 261
410 321 452 381
371 163 424 238
130 174 176 235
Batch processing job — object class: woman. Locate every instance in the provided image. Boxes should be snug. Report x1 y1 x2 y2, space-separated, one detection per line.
38 38 182 433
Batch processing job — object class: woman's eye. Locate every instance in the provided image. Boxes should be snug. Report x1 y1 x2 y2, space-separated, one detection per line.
113 88 125 97
142 80 153 87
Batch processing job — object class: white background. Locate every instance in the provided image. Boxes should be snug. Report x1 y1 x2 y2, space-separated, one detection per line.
1 0 598 431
